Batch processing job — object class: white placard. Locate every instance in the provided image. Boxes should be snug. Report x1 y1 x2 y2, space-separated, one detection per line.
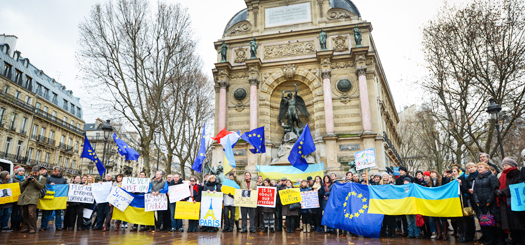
121 177 150 193
199 192 223 227
107 187 134 212
91 182 113 203
145 193 168 212
168 183 190 203
265 2 312 28
67 184 94 204
83 208 93 219
355 148 377 171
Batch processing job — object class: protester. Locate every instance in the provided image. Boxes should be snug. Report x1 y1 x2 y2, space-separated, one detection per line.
330 173 338 184
260 178 275 233
352 173 360 183
319 175 332 233
479 153 500 174
233 168 257 233
10 166 25 231
65 175 84 231
40 166 67 232
95 174 113 231
149 171 168 232
380 173 396 238
282 180 298 233
168 173 185 232
255 175 264 231
130 172 147 232
275 177 287 232
395 167 410 237
299 180 311 233
473 162 500 244
18 166 46 234
222 174 235 232
202 175 221 232
187 176 201 232
103 173 124 231
0 171 13 232
497 158 525 244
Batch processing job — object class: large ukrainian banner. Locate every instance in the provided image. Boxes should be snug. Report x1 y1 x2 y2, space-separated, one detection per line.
37 184 69 210
113 191 155 226
368 181 463 217
199 192 223 227
0 183 21 204
256 163 324 182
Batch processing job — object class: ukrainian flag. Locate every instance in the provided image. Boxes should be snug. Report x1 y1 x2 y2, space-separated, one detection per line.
37 184 68 210
368 181 463 217
256 163 324 181
112 192 155 226
222 179 240 196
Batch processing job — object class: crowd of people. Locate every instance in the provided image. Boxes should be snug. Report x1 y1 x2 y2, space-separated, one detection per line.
0 152 525 245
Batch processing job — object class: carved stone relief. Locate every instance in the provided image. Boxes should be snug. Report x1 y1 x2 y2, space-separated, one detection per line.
282 64 296 79
234 47 248 63
227 21 252 36
330 61 354 69
333 35 349 52
263 41 315 59
327 8 353 20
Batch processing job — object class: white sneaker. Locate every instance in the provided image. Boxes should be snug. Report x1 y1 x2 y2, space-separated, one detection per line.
125 224 128 228
121 224 125 228
431 235 437 239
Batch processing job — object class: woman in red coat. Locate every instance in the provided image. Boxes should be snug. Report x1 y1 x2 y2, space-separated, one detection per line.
496 158 525 245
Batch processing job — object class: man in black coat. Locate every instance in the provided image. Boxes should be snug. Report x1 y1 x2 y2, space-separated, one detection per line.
40 166 67 231
395 166 411 237
479 152 500 174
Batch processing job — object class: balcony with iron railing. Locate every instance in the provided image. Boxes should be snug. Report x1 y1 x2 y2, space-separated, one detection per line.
0 151 27 163
59 142 68 150
36 135 55 147
31 134 37 140
8 125 16 133
0 90 35 113
20 129 27 136
34 108 84 135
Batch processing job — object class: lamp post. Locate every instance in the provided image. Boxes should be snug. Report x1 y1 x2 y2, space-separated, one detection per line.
101 120 113 175
486 98 505 158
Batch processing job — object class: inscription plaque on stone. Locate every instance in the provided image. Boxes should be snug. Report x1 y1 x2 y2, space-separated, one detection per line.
265 2 312 28
339 144 360 151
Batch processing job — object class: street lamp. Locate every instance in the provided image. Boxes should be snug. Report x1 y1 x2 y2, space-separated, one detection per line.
101 120 113 174
486 98 505 158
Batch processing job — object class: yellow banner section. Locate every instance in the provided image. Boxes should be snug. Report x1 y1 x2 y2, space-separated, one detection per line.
279 188 302 205
0 183 21 204
222 185 236 196
175 201 201 220
368 197 463 217
113 206 155 226
233 189 257 208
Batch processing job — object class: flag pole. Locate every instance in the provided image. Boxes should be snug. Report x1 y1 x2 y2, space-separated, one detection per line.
366 168 369 185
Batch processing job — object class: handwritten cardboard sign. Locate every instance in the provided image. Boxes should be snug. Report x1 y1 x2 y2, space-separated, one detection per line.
122 177 150 193
67 184 94 204
145 193 168 212
168 183 190 203
279 188 302 205
233 189 257 208
510 182 525 212
199 192 223 227
355 148 377 171
91 182 113 203
257 186 276 208
107 187 134 212
300 190 320 209
175 201 200 220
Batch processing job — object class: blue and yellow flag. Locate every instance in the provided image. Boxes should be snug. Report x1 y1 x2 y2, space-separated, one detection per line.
113 133 140 161
192 124 206 173
288 123 315 171
256 163 324 181
112 192 155 226
321 183 384 238
81 135 105 177
222 179 240 196
368 181 463 217
223 136 236 174
37 184 69 210
241 126 266 154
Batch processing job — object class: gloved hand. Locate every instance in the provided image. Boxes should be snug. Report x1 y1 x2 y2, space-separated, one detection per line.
495 189 503 197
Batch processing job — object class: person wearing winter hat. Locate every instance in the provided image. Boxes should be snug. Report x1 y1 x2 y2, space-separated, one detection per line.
0 171 14 232
496 157 525 244
10 166 25 231
394 166 412 237
18 166 46 234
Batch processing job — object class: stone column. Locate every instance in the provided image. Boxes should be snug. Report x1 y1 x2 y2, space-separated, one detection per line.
321 70 335 135
218 80 228 130
357 67 372 133
249 79 259 130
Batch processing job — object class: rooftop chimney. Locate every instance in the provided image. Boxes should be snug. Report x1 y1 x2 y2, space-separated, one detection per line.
0 34 18 57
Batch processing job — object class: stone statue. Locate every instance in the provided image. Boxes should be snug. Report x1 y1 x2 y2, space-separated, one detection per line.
319 29 327 50
354 25 362 47
219 41 227 62
249 38 258 59
203 163 224 185
277 83 310 136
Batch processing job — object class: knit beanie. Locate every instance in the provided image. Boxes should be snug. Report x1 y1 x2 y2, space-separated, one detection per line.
0 171 8 179
501 158 518 168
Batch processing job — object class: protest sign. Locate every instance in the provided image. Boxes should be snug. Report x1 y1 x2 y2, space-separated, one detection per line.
107 187 134 212
145 193 168 212
91 182 113 203
83 208 93 219
175 201 200 220
233 189 257 208
168 183 190 203
121 177 150 193
0 183 21 204
257 186 276 208
355 148 376 171
279 188 302 205
67 184 94 204
300 191 320 209
199 192 223 227
510 182 525 212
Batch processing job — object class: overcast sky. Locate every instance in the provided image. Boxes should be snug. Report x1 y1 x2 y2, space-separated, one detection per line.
0 0 463 124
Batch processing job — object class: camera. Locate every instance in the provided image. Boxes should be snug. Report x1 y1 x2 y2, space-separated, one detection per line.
28 175 35 180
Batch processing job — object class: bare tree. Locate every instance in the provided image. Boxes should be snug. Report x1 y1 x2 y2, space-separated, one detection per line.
421 0 525 162
77 0 194 175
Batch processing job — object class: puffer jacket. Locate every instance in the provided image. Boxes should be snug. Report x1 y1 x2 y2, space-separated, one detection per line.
17 175 46 206
202 181 221 192
473 170 499 206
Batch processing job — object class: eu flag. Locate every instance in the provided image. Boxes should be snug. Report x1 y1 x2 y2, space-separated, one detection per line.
240 126 266 154
191 124 206 173
81 135 105 177
113 133 140 161
288 123 315 171
321 182 384 238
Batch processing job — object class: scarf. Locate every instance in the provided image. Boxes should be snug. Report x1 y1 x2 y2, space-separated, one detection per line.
498 167 517 207
324 185 330 200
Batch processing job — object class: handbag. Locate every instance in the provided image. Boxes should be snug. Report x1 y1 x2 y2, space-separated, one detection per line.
460 194 475 216
289 202 301 210
416 214 425 227
479 211 495 227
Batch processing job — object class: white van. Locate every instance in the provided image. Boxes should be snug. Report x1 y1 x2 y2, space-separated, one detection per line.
0 159 14 175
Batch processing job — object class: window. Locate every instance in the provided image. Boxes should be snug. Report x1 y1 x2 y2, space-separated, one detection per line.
27 148 34 162
75 141 79 151
14 70 22 83
71 103 75 115
25 96 32 105
21 117 28 133
0 107 4 125
43 106 48 113
3 62 11 77
63 116 67 123
40 127 46 137
52 111 57 120
65 158 70 168
60 135 65 144
15 90 20 99
95 132 100 140
32 125 38 138
49 131 54 142
25 76 32 89
52 93 58 104
70 120 74 126
63 99 68 111
58 156 63 166
76 123 80 129
72 160 76 169
68 138 72 148
35 102 41 109
9 113 16 130
36 150 42 162
44 153 50 163
4 137 12 154
77 107 81 117
3 85 9 94
43 88 49 100
16 141 23 157
36 83 42 95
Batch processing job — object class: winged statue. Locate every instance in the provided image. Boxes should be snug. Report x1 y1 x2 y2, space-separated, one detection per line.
277 83 309 136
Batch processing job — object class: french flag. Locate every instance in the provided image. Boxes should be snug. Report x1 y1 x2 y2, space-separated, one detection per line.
212 128 240 150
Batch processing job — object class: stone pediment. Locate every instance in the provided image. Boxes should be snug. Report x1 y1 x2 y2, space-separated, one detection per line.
327 8 357 20
225 20 252 37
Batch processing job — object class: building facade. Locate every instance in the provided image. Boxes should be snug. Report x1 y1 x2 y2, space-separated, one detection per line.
0 34 85 177
212 0 402 177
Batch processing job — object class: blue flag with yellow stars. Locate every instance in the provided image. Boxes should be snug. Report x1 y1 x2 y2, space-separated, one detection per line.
113 133 140 161
240 126 266 154
192 124 206 173
288 123 315 171
80 135 105 177
321 182 384 238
